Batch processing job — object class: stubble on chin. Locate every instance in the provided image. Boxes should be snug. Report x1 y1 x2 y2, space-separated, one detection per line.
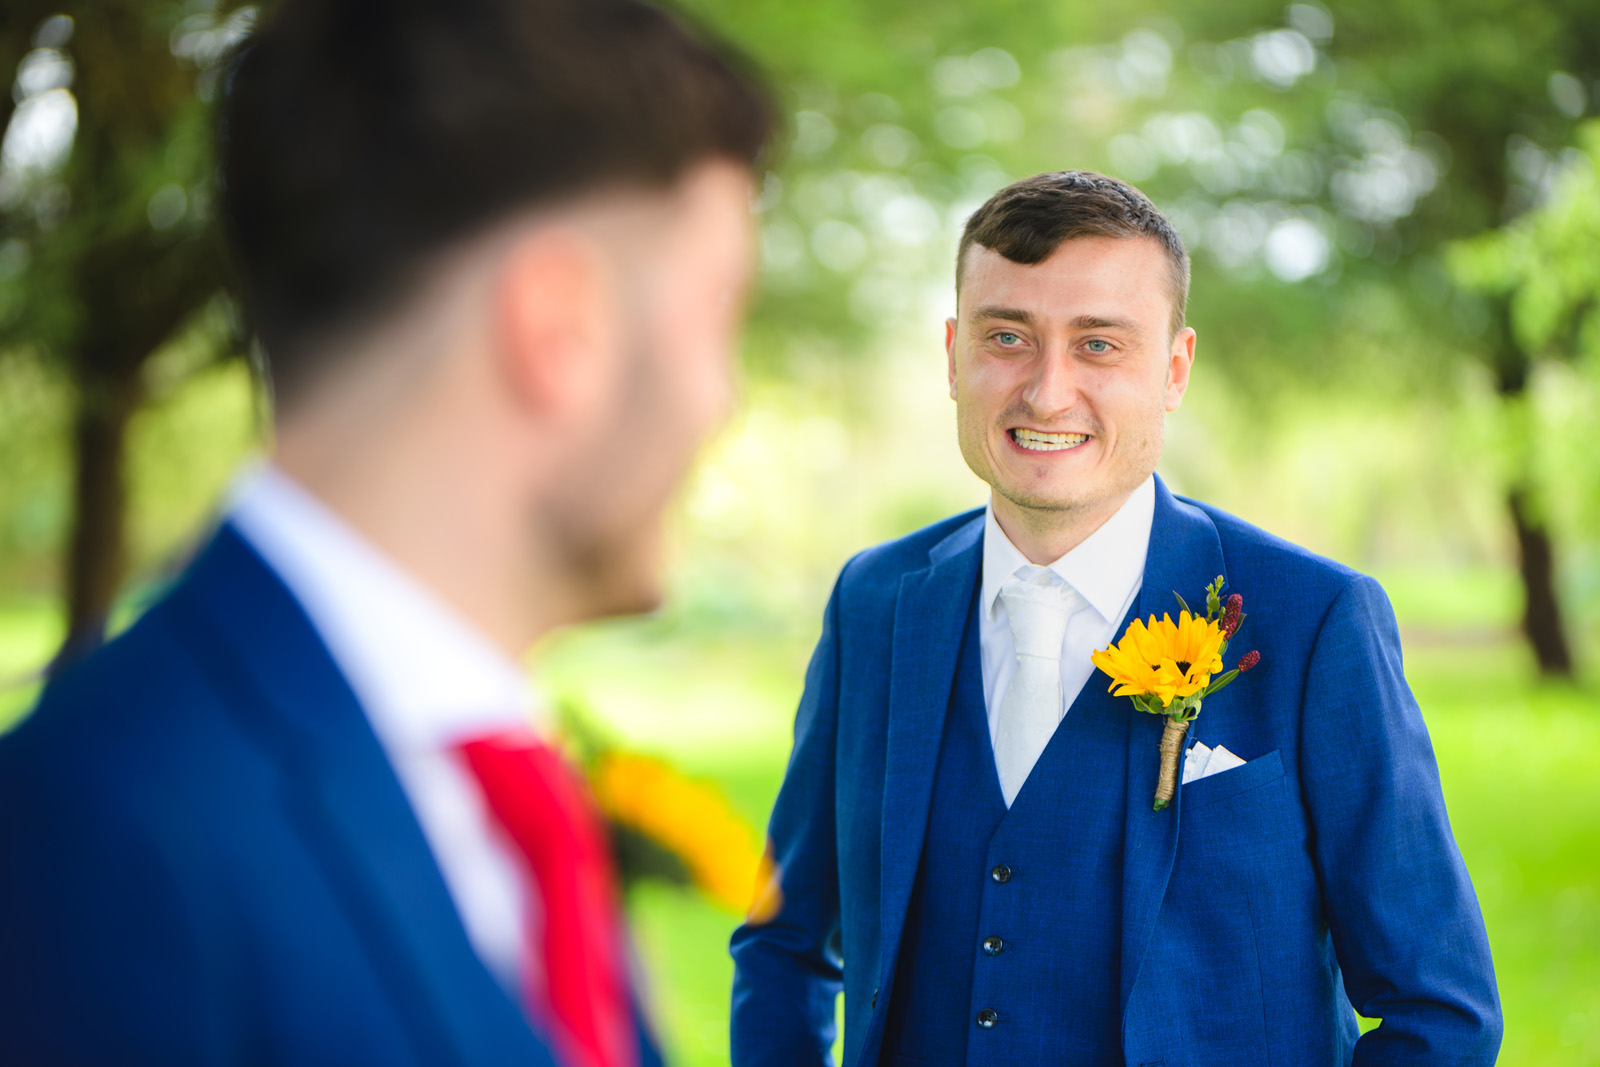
537 321 682 624
535 492 666 623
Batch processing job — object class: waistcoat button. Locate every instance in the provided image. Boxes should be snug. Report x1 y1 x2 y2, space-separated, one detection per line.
990 864 1012 884
982 935 1004 956
976 1008 999 1029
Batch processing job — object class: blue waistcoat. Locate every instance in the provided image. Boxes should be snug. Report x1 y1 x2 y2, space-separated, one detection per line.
880 586 1129 1066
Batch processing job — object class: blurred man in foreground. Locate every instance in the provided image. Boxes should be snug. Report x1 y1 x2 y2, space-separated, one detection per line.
0 0 769 1063
731 171 1499 1065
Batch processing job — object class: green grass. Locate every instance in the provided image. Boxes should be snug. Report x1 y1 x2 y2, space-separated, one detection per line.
1409 648 1600 1063
4 598 1598 1063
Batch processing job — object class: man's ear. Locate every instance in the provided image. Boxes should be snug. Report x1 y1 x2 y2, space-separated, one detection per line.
1165 326 1196 412
494 227 617 425
946 317 959 400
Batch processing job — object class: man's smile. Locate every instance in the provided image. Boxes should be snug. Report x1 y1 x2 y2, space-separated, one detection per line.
1009 428 1090 453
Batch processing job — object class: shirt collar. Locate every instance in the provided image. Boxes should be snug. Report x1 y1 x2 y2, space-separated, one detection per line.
981 475 1155 625
225 463 535 752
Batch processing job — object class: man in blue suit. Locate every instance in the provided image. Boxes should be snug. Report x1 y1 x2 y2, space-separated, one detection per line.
730 172 1500 1066
0 1 769 1063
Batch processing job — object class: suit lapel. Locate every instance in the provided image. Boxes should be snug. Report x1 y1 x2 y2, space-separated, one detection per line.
168 526 551 1067
876 514 984 998
1119 477 1227 1012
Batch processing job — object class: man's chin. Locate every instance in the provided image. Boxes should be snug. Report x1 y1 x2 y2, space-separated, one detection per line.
609 581 665 619
540 505 668 624
569 560 666 622
992 482 1094 516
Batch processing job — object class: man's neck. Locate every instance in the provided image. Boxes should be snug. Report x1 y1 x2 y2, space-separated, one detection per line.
272 413 576 659
990 488 1138 566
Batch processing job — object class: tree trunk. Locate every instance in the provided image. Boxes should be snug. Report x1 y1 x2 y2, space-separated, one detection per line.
1487 298 1575 679
1506 486 1574 678
58 370 141 667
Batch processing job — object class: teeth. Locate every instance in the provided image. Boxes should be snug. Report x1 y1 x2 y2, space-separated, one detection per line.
1013 429 1088 452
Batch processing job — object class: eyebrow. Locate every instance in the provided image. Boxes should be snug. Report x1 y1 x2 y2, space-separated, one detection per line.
970 306 1142 335
971 305 1038 327
1068 314 1142 335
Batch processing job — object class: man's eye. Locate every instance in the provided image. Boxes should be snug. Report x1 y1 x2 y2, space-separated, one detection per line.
995 332 1021 345
1085 339 1111 353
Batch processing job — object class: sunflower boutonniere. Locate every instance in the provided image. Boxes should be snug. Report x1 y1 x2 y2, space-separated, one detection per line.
1089 576 1261 811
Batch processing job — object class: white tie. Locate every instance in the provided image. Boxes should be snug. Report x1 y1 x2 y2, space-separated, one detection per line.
994 570 1083 806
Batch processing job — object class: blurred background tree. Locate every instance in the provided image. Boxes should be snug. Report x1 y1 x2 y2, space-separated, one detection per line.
1451 119 1600 654
0 1 251 661
3 0 1599 1062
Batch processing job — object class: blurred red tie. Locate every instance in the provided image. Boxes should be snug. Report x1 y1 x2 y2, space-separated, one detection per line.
458 731 635 1067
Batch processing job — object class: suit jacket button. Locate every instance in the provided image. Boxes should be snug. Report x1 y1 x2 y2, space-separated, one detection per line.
990 864 1012 884
976 1009 998 1029
982 936 1004 956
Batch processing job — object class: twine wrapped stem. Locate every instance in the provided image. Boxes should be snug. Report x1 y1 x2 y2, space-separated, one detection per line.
1153 716 1190 811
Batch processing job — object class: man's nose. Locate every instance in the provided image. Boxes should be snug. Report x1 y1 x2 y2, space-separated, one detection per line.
1023 348 1080 417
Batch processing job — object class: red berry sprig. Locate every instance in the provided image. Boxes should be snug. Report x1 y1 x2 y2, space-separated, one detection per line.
1221 594 1245 638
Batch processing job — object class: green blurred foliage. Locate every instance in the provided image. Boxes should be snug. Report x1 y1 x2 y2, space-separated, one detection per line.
0 357 70 589
3 0 1599 648
679 0 1600 391
1451 118 1600 364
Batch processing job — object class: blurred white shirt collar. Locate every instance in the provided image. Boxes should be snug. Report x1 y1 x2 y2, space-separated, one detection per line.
225 462 534 749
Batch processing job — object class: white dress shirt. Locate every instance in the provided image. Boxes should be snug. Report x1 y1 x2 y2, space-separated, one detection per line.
979 476 1155 790
227 464 535 996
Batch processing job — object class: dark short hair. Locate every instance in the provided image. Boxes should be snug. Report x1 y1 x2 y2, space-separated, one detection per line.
957 171 1190 336
218 0 773 406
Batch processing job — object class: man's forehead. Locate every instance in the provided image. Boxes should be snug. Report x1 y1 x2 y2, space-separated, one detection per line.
957 236 1172 322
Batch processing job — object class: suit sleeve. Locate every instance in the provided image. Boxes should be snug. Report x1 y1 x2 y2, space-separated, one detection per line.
729 574 846 1067
1300 575 1502 1065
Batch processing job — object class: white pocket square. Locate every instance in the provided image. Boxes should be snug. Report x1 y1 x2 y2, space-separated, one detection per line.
1182 741 1247 785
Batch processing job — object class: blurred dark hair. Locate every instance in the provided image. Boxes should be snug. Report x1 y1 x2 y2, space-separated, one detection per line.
218 0 773 406
957 171 1190 335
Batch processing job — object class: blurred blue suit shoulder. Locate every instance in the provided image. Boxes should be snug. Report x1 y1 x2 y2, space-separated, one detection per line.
0 525 659 1067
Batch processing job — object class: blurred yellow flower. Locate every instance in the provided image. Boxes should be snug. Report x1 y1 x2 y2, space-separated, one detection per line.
592 752 779 920
1090 611 1226 709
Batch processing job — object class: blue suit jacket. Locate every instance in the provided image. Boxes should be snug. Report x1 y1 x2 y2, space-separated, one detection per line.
730 477 1500 1066
0 525 662 1067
